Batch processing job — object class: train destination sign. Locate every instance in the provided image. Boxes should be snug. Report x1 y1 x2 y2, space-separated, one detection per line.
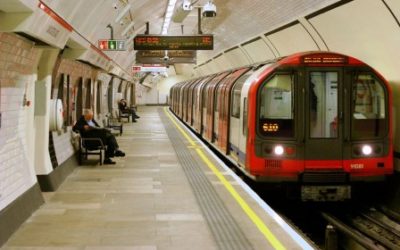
134 35 213 50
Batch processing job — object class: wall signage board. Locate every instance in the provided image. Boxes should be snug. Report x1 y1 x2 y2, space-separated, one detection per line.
98 39 126 51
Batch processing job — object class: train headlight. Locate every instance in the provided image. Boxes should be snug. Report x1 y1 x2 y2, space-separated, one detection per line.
352 144 383 158
361 145 372 156
274 145 284 156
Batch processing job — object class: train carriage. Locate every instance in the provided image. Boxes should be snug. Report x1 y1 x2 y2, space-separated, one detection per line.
170 51 393 201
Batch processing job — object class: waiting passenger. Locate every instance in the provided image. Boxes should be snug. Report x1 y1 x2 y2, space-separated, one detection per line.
73 109 125 165
118 99 140 122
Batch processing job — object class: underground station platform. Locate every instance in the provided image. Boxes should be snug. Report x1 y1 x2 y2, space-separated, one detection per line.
3 106 315 250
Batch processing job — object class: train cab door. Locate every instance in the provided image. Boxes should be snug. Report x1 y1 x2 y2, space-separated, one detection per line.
302 69 344 167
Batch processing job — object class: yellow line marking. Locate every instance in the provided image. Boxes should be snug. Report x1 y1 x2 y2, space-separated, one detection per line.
164 108 286 250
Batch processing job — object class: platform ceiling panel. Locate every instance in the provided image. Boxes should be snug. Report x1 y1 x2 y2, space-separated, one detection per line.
196 0 340 61
0 0 35 12
384 0 400 21
308 0 400 79
242 38 276 63
224 48 250 68
266 23 319 57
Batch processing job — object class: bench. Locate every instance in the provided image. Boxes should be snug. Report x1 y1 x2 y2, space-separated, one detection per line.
103 114 123 136
116 110 130 122
78 135 106 165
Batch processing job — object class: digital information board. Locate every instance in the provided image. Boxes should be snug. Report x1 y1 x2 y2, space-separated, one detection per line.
98 39 126 51
134 35 213 50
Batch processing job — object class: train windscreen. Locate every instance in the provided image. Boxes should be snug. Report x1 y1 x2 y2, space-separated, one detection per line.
309 72 338 138
258 74 294 137
351 73 387 139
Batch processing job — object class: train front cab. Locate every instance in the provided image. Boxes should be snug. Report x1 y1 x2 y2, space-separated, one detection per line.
248 53 393 200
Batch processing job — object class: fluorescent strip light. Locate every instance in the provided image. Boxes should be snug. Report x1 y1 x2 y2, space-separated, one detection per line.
162 0 177 35
115 4 131 23
121 21 135 36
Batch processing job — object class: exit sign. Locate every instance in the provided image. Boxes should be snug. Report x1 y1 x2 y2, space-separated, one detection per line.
98 39 126 51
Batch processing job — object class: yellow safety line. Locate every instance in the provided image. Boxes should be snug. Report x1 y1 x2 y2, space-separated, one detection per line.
164 108 286 250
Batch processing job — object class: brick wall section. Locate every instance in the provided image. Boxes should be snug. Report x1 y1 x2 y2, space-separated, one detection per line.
51 58 99 166
0 33 41 211
56 58 98 123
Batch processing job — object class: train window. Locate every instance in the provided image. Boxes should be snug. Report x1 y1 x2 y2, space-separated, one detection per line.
202 86 208 110
258 74 294 137
232 89 241 118
215 90 220 112
351 74 387 138
231 71 252 118
309 72 338 139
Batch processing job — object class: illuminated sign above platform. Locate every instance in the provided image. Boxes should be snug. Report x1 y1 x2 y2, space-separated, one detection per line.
134 35 213 50
132 65 167 73
98 39 126 51
136 50 196 64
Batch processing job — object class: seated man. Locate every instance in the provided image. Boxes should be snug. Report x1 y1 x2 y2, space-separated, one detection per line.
73 109 125 165
118 99 140 122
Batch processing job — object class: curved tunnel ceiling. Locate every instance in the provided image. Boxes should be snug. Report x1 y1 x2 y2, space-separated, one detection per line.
33 0 341 75
1 0 397 78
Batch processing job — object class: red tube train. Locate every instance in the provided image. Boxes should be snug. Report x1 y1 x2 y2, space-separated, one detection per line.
170 52 393 201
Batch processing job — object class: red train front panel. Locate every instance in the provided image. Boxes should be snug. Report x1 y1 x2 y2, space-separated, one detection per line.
246 52 392 199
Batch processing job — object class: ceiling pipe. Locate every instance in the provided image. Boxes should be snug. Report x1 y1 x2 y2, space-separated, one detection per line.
197 8 202 34
145 22 149 34
106 24 114 39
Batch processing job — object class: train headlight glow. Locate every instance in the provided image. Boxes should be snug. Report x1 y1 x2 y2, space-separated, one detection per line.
274 145 284 156
362 145 372 156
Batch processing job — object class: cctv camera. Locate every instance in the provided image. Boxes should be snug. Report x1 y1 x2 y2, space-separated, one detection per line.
182 0 192 11
113 3 117 9
202 2 216 17
163 55 169 61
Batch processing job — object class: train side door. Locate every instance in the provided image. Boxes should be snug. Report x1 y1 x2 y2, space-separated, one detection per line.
303 69 343 164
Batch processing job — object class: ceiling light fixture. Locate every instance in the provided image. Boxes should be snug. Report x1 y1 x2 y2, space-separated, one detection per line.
162 0 177 35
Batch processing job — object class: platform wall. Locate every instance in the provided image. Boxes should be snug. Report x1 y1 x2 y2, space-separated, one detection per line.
0 32 41 211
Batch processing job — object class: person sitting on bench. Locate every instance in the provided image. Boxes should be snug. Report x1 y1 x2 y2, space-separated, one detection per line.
118 99 139 122
73 109 125 165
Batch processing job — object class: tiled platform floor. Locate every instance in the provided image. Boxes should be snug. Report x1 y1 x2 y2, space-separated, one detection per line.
2 106 310 250
3 107 216 250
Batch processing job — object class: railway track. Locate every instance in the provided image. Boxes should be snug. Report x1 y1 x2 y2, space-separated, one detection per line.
322 206 400 250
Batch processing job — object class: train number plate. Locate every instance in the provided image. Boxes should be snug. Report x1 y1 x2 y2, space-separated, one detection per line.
301 185 351 201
